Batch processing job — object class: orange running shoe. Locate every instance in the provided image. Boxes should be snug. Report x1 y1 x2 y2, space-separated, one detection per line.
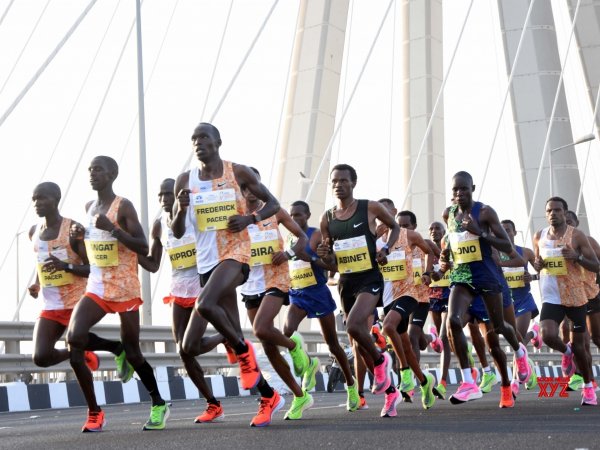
223 343 237 364
82 409 105 432
238 340 261 390
84 351 100 372
371 326 387 351
250 391 285 427
499 385 514 408
195 402 224 423
358 396 369 410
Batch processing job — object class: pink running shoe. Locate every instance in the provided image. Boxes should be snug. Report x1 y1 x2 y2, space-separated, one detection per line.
371 352 392 395
561 343 575 377
582 386 597 406
429 326 443 353
530 322 542 349
515 343 532 383
449 382 482 404
380 389 400 417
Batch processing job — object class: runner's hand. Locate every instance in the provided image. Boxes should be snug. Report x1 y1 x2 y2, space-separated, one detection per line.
93 214 113 232
271 251 287 266
28 283 40 299
177 189 191 210
561 244 578 260
43 254 66 273
70 223 85 240
533 256 544 272
227 214 253 233
461 213 482 235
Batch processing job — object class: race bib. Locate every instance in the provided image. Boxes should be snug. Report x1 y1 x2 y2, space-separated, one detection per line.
249 229 280 266
412 258 423 286
333 236 372 274
85 229 118 267
166 234 197 270
192 189 237 231
540 247 567 276
502 267 525 288
448 231 482 264
289 259 317 289
379 250 407 281
37 248 73 287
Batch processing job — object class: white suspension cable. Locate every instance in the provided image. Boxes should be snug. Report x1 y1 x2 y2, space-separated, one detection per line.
179 0 280 174
0 0 15 28
267 0 301 189
523 0 581 245
0 0 97 128
387 0 397 198
477 0 535 200
575 84 600 215
304 0 394 203
0 0 51 97
200 0 233 121
334 0 354 166
400 0 474 209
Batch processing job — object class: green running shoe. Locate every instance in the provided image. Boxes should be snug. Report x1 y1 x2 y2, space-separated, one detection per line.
289 332 310 377
526 359 538 390
115 349 134 383
568 373 584 392
467 342 475 368
479 371 498 394
143 403 170 430
435 382 446 400
284 390 314 420
420 373 436 410
302 357 319 391
400 368 415 392
346 378 360 412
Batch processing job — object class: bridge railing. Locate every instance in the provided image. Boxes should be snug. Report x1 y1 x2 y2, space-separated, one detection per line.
0 321 568 384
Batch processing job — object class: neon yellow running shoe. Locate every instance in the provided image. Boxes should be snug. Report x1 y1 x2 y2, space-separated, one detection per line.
115 350 134 383
284 390 314 420
289 332 310 377
143 403 170 430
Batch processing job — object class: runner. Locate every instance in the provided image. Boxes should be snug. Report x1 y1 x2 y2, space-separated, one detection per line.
284 200 359 411
28 182 123 377
532 197 599 405
66 156 168 432
240 168 314 422
317 164 399 416
171 122 284 427
138 178 226 423
378 202 438 412
442 171 531 405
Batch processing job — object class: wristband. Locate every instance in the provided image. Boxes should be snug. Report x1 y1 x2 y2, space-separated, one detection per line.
110 228 120 238
381 244 390 255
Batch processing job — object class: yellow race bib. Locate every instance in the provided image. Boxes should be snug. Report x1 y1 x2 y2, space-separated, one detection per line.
249 229 280 266
334 236 372 274
192 189 237 231
37 248 73 287
289 259 317 289
166 234 197 270
379 250 407 281
85 230 119 267
502 267 525 288
412 258 423 286
449 231 482 264
540 247 567 276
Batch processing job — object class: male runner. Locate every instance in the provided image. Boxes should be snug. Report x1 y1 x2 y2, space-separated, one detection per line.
172 122 282 427
442 171 530 404
67 156 168 432
28 182 123 377
317 164 400 408
138 178 226 423
284 200 358 411
533 197 599 405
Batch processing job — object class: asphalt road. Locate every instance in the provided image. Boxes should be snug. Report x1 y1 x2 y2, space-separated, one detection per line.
0 388 598 450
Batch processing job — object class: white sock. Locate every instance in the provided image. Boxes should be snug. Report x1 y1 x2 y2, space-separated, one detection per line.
483 366 491 374
515 346 525 358
530 329 538 339
564 345 572 356
462 368 474 384
585 382 593 388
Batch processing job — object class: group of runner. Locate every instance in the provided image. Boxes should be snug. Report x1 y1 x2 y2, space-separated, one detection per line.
28 122 600 433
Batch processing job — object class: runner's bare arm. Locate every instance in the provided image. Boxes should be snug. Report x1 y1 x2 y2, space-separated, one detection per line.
102 198 149 256
369 200 399 264
171 171 191 239
317 212 337 268
571 229 600 273
478 205 513 254
276 208 310 263
138 219 163 273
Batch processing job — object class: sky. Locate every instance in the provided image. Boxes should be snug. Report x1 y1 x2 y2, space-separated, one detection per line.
1 0 599 326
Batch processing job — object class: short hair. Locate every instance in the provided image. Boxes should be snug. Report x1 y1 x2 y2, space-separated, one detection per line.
197 122 221 140
36 182 61 201
501 219 516 232
546 196 568 211
398 210 417 226
452 171 474 186
330 164 357 182
566 210 579 224
94 155 119 177
378 198 395 207
249 166 260 178
290 200 310 213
